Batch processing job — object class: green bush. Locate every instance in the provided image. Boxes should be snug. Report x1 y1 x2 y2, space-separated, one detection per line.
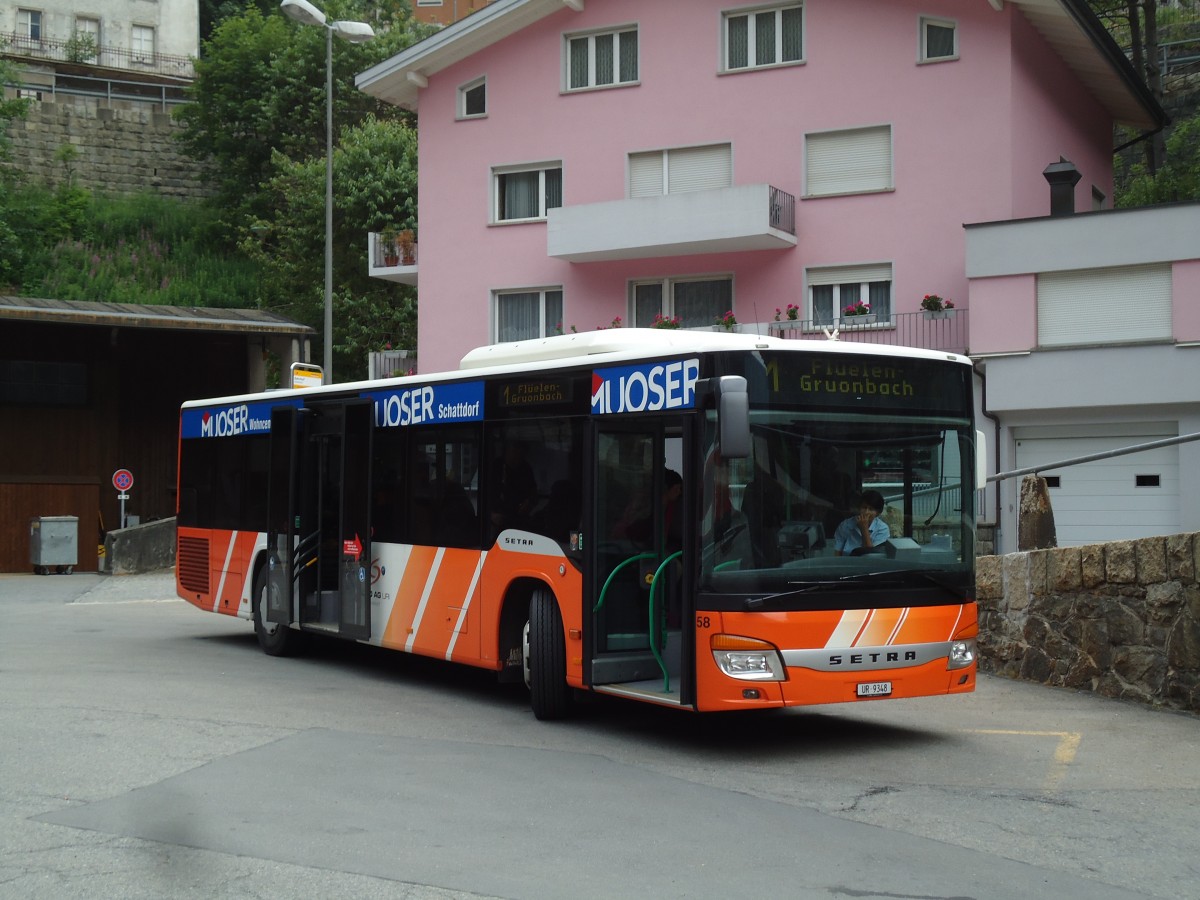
4 188 261 307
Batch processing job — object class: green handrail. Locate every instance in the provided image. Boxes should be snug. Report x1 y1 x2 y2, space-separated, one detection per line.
648 551 682 693
594 552 657 613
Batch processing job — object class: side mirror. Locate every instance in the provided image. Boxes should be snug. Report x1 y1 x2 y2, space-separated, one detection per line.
717 376 750 459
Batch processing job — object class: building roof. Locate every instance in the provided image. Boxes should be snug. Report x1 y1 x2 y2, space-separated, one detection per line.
0 296 314 335
355 0 1167 132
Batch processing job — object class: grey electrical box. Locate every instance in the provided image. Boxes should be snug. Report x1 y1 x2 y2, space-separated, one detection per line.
30 516 78 574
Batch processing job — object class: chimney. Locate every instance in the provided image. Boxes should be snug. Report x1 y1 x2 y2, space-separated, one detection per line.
1043 157 1081 217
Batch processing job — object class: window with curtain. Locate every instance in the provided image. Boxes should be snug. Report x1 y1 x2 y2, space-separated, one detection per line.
493 164 563 222
459 77 486 118
724 4 803 71
632 277 733 328
807 264 892 323
920 17 956 61
495 289 564 343
566 26 638 90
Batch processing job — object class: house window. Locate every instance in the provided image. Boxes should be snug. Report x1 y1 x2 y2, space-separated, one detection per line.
807 264 892 325
805 124 892 197
724 3 804 71
566 25 638 91
919 17 956 61
459 77 486 119
17 9 42 41
131 24 155 62
493 163 562 222
495 288 564 343
75 16 100 39
632 277 733 329
629 144 732 198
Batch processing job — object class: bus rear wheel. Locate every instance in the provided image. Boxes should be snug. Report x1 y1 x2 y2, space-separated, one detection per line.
526 587 570 720
253 564 296 657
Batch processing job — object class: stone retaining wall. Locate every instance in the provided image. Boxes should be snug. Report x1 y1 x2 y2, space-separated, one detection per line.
7 98 215 200
977 533 1200 713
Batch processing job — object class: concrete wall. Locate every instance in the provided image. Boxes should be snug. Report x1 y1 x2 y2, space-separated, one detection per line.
103 517 175 575
7 98 215 200
977 534 1200 713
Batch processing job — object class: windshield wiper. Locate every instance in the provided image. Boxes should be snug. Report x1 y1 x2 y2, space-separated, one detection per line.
904 568 969 600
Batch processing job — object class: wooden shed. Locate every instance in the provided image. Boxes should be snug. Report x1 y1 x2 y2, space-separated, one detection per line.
0 297 313 573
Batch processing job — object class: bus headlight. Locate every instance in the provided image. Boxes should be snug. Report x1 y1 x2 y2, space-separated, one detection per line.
948 639 976 669
711 634 786 681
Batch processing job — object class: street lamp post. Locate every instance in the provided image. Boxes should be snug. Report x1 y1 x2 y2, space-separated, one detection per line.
280 0 374 384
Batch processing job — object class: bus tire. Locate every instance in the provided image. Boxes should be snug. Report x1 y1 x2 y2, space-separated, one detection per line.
253 563 296 657
527 587 570 720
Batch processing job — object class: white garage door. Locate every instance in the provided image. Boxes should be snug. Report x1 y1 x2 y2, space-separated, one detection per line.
1014 434 1179 546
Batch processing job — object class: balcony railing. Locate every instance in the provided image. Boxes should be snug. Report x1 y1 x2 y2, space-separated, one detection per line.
367 232 418 285
1 31 195 78
8 72 189 109
769 308 969 355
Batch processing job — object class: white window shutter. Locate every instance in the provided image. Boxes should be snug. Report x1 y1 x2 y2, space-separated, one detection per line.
806 126 892 196
666 144 732 194
1038 264 1171 347
807 263 892 286
629 151 664 198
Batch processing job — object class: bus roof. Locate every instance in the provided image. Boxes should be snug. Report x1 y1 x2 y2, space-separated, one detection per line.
180 329 970 410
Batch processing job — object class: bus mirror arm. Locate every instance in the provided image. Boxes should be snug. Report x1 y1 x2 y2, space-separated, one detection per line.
697 375 751 459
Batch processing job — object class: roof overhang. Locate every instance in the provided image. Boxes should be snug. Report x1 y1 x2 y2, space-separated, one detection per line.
0 296 314 336
1014 0 1167 131
356 0 1166 132
356 0 582 110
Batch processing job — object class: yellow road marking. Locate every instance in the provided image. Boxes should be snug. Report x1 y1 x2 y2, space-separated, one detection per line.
965 729 1082 795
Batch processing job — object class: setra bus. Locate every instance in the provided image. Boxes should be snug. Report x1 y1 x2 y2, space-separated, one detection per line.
176 329 983 718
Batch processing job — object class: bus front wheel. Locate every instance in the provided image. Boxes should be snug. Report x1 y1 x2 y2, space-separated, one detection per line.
253 564 296 657
526 588 570 720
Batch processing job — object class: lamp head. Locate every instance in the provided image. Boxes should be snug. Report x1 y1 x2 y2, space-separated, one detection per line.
332 20 375 43
280 0 327 28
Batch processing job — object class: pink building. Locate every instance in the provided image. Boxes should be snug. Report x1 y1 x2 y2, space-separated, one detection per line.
358 0 1200 553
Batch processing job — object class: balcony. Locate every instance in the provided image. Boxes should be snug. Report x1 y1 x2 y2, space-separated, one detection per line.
547 184 796 263
367 232 418 285
769 308 970 356
0 31 195 78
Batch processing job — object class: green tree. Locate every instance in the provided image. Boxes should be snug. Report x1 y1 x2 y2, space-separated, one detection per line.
244 115 418 380
175 2 429 224
1116 111 1200 206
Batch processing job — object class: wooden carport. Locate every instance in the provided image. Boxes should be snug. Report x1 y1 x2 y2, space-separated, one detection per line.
0 297 313 573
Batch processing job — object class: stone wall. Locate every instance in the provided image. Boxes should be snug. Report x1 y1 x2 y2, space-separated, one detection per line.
977 533 1200 713
7 98 215 200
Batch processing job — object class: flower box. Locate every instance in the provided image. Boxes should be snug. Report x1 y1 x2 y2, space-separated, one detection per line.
923 309 956 320
842 314 877 326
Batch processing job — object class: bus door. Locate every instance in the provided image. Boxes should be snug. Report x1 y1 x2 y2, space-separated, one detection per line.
588 419 691 705
294 400 373 640
265 405 303 630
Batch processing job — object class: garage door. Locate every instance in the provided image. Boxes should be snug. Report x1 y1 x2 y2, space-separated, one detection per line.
1014 435 1179 547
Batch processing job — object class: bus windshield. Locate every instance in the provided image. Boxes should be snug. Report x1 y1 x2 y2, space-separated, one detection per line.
701 351 975 594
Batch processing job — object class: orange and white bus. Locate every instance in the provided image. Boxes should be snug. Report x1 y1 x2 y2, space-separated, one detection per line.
176 329 982 718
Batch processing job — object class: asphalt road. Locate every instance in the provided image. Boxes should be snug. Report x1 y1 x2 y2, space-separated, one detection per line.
1 571 1197 900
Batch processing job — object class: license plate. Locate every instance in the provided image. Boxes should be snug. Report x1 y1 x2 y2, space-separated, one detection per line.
856 681 892 697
